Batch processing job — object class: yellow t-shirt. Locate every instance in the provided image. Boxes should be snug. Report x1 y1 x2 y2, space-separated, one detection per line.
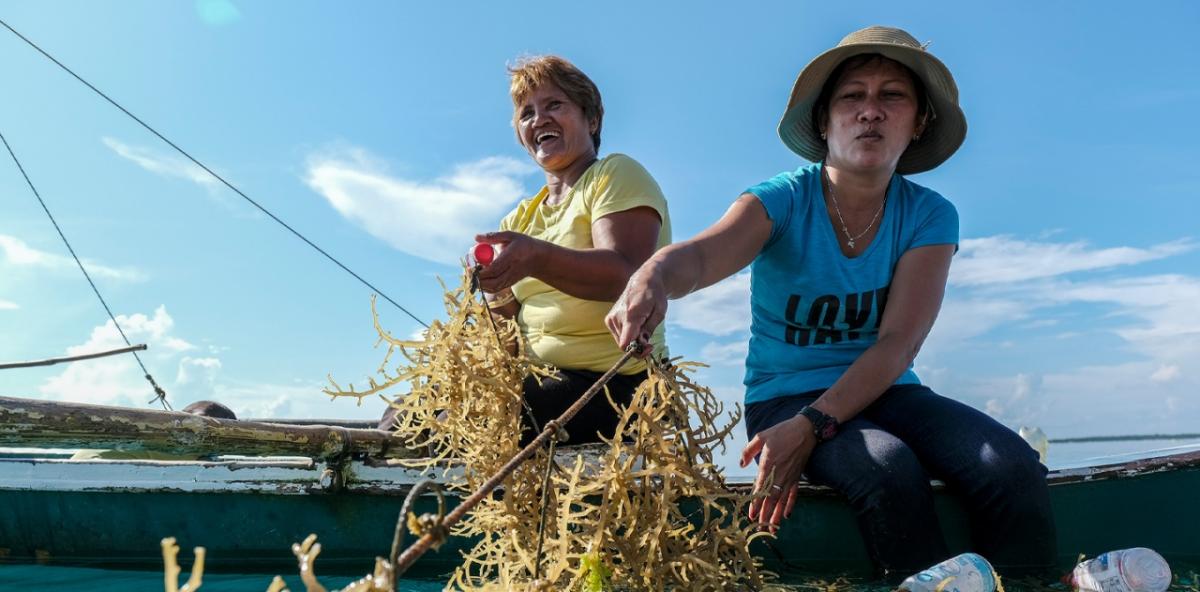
499 153 671 373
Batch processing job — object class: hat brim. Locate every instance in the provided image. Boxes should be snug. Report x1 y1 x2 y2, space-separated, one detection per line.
778 43 967 175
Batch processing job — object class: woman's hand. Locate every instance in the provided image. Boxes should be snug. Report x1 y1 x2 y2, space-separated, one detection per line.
605 264 667 356
741 415 817 531
474 231 546 293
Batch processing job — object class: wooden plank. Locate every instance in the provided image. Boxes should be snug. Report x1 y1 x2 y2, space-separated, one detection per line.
0 396 419 460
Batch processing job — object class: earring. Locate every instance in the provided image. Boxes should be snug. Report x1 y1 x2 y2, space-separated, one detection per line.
820 131 827 140
912 133 921 141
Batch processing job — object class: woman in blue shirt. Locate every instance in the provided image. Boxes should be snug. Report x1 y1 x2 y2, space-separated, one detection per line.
606 26 1055 578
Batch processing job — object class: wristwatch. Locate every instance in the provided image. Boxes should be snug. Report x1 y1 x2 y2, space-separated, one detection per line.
797 405 839 443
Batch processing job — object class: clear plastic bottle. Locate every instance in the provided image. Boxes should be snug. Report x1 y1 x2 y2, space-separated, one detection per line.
1019 425 1049 463
1068 548 1172 592
898 553 997 592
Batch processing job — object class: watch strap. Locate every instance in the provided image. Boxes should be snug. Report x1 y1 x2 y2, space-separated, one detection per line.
797 405 839 443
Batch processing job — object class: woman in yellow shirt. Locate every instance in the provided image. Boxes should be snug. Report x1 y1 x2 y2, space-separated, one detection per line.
475 55 671 445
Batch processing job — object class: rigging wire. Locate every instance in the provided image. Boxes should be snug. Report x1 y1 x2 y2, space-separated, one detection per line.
0 17 429 329
0 130 171 410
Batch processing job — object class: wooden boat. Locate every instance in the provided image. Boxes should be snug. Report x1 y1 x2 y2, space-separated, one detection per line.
2 395 1198 577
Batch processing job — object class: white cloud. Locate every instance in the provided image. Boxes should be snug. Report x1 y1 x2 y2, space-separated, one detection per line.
951 236 1193 287
0 300 17 310
39 306 195 406
1150 364 1181 383
210 381 383 421
32 305 387 421
0 234 145 282
1047 274 1200 347
936 248 1198 435
671 272 751 336
176 356 222 387
304 148 536 265
922 295 1027 355
985 398 1005 418
699 340 749 366
1033 360 1200 438
102 137 218 188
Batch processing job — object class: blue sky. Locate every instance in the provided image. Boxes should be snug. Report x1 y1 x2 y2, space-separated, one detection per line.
1 1 1197 470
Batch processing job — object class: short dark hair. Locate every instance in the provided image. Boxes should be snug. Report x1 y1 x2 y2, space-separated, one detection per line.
182 400 237 420
509 55 604 151
812 53 930 136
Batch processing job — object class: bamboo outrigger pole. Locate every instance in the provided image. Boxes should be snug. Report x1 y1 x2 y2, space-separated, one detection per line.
0 395 417 460
0 344 148 370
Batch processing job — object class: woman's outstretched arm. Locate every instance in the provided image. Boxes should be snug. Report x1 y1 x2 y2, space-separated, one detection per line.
606 193 772 352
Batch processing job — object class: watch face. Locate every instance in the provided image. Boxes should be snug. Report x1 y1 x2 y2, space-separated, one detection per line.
818 423 838 440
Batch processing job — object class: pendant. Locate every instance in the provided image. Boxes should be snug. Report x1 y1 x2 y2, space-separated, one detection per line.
847 239 856 249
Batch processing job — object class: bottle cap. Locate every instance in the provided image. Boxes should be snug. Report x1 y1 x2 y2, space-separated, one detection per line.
472 243 495 266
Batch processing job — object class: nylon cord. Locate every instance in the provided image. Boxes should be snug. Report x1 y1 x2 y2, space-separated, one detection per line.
0 17 428 329
0 129 171 410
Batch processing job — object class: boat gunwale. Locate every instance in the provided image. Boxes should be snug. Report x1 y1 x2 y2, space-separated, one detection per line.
3 446 1198 497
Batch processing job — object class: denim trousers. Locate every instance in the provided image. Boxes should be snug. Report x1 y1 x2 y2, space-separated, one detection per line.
745 384 1057 577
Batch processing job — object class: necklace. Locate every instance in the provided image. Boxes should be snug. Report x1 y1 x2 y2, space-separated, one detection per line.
823 168 886 250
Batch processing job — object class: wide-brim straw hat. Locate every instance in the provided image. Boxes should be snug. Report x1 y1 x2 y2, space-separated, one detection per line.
778 25 967 175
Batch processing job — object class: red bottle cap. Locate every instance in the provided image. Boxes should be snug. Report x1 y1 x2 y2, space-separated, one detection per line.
472 243 495 266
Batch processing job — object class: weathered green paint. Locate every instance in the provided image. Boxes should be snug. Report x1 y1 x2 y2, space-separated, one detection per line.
758 464 1200 576
0 488 471 576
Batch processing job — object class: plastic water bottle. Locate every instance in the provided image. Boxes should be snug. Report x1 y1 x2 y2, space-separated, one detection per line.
1068 548 1172 592
899 553 997 592
1019 426 1049 463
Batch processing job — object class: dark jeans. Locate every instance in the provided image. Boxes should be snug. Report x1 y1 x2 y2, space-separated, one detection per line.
519 368 647 446
746 384 1057 578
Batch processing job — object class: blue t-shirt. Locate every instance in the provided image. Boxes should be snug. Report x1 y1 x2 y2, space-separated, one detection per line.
743 163 958 405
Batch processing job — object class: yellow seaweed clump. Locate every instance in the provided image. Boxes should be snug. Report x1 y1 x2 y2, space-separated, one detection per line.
161 535 394 592
329 271 775 591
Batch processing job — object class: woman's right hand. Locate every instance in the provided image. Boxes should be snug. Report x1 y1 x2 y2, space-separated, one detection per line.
473 231 546 294
605 264 667 356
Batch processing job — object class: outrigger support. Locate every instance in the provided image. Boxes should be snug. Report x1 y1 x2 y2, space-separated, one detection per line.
0 344 148 370
0 395 418 461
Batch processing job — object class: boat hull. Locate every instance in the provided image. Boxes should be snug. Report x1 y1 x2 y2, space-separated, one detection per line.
2 450 1198 576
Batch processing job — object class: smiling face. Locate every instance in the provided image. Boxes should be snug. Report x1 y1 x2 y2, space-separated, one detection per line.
820 56 926 175
515 83 598 173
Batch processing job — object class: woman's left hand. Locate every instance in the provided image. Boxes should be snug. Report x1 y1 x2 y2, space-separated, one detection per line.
474 231 546 293
740 415 817 531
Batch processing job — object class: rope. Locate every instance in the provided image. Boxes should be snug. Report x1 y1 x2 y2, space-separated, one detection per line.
532 429 561 580
392 342 643 576
0 129 171 410
389 479 448 590
0 17 427 329
470 266 544 436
